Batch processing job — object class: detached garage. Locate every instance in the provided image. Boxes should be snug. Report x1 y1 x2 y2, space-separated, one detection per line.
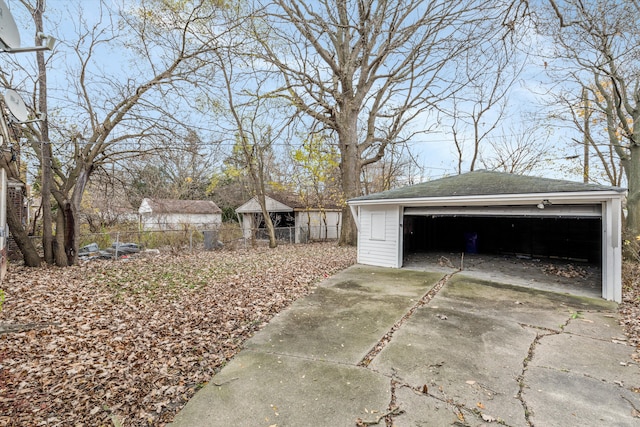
347 170 626 302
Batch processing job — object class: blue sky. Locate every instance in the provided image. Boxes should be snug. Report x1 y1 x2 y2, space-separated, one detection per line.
2 0 597 187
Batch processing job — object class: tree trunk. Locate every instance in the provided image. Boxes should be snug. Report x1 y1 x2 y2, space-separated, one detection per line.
265 213 277 248
54 208 69 266
34 0 54 264
338 121 360 246
63 201 76 264
256 195 277 248
624 145 640 236
65 166 92 265
5 196 40 267
41 143 54 264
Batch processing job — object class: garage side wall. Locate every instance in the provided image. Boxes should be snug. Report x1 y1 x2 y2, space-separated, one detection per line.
357 205 402 268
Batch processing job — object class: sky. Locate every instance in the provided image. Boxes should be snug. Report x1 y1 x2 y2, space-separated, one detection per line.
1 0 603 188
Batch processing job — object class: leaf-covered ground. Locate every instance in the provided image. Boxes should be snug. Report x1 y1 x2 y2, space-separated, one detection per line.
2 244 640 426
620 261 640 362
0 242 356 426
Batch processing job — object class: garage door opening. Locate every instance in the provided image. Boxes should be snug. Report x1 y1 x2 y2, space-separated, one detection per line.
402 214 603 298
403 215 601 263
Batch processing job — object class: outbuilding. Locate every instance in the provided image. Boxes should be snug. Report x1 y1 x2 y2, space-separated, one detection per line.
235 195 295 240
347 170 626 302
138 198 222 230
294 207 342 243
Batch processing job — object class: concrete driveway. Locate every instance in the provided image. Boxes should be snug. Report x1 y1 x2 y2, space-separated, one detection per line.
169 265 640 426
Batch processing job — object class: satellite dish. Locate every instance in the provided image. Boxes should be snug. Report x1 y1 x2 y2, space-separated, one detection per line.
0 0 20 50
4 89 29 122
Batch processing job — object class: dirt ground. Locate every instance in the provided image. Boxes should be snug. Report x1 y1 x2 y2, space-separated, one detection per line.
403 251 602 299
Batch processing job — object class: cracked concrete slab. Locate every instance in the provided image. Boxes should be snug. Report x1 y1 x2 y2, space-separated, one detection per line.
169 350 391 426
530 333 640 386
435 275 616 331
524 366 640 427
392 386 463 427
563 310 628 340
170 265 639 427
243 269 443 364
370 285 539 426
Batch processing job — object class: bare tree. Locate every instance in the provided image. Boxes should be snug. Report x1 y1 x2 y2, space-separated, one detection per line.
291 133 342 240
212 34 298 249
560 88 624 186
361 143 423 195
538 0 640 233
251 0 518 245
8 0 230 265
447 38 526 174
479 122 552 175
121 130 221 206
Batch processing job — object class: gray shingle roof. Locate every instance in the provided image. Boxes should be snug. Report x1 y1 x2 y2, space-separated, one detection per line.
350 170 626 202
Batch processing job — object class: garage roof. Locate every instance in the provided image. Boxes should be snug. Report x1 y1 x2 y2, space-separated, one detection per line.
350 170 626 201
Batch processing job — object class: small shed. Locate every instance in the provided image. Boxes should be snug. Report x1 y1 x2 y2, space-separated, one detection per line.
138 198 222 230
294 208 342 243
235 195 295 240
347 170 626 302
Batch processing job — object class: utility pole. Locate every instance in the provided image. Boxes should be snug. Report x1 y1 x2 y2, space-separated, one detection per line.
582 87 590 183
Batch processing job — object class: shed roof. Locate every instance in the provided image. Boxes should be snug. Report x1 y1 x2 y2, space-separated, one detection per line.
235 195 293 214
139 198 222 215
350 170 626 202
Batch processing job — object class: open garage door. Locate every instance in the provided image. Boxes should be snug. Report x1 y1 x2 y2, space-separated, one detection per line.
403 205 602 263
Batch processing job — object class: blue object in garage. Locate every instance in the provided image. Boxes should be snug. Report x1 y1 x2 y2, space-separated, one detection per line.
465 232 478 253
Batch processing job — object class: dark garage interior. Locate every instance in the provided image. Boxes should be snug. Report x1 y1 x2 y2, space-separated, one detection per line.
403 214 602 264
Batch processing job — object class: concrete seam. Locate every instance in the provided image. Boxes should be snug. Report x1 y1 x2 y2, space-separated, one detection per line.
391 381 506 426
357 272 456 368
531 362 640 391
517 323 562 334
516 317 571 426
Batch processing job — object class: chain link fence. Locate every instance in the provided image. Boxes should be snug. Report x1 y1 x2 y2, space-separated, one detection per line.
49 224 340 260
20 223 341 262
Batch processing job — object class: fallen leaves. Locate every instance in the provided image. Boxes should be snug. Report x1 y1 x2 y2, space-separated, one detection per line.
0 242 356 426
620 261 640 362
541 263 588 278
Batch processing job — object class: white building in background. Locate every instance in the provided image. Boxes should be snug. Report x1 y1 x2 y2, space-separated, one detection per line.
138 198 222 230
294 208 342 243
235 195 342 243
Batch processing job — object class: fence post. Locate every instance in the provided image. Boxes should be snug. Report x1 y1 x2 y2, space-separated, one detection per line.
114 232 120 260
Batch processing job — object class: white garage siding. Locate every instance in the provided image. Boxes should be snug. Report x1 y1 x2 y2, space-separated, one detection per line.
357 205 402 268
602 198 622 302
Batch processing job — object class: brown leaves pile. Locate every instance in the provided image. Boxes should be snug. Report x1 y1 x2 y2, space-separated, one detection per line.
541 263 588 278
620 261 640 357
0 242 356 426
